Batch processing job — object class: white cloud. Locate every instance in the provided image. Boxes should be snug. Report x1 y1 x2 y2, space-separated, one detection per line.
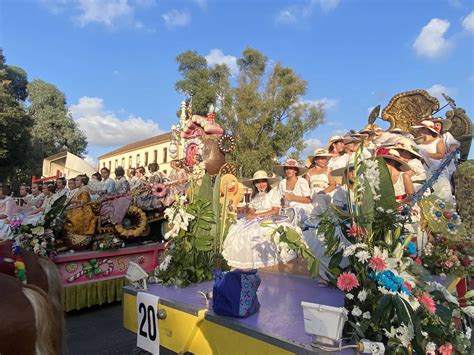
426 84 456 103
275 0 339 25
75 0 134 27
39 0 69 14
162 9 191 28
302 138 324 158
134 0 156 7
69 97 163 146
83 154 98 168
303 98 338 111
205 49 239 76
462 11 474 32
413 18 452 59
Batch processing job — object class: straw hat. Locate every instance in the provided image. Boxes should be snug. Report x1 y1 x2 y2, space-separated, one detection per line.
274 159 308 177
412 120 440 135
343 135 361 144
375 148 411 171
331 158 356 177
326 135 344 151
427 117 452 133
305 149 333 167
242 170 279 189
359 127 375 136
389 138 422 159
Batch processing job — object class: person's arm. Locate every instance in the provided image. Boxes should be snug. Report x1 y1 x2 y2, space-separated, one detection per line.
322 171 337 194
427 139 446 160
401 173 415 203
285 194 311 203
246 207 279 220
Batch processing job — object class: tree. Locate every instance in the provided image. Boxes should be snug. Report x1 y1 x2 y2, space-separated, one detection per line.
0 49 33 183
27 80 87 173
175 48 324 177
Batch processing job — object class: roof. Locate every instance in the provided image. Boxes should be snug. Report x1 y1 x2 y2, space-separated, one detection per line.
98 132 172 160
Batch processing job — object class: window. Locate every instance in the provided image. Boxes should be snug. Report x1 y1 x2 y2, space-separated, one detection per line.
115 159 118 168
102 162 106 168
144 152 149 166
121 157 125 167
136 154 141 166
108 161 111 170
154 150 158 163
163 148 167 163
129 156 132 167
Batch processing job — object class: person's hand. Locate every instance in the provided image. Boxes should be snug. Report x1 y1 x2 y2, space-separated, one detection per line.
245 214 257 221
283 194 292 201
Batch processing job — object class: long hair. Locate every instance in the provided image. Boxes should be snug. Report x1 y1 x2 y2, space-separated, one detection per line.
251 181 272 199
22 284 62 355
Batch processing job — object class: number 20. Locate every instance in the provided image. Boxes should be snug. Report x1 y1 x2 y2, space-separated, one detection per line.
139 302 157 341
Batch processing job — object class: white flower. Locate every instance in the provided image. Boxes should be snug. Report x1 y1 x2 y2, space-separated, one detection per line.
351 306 362 317
362 311 371 319
465 327 472 340
346 293 354 300
343 243 368 257
342 308 349 316
159 254 172 272
357 289 368 302
384 324 414 347
272 231 281 244
426 281 459 306
355 250 370 264
426 342 436 353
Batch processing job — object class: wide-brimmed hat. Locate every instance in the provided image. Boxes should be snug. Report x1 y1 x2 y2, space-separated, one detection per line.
343 135 361 144
375 148 411 171
305 149 333 167
242 170 280 189
326 135 344 151
412 120 440 135
388 138 422 159
331 158 356 177
427 117 452 133
359 127 376 136
274 159 308 177
390 128 404 134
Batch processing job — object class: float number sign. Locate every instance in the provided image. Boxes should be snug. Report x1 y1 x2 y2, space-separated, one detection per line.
136 292 160 354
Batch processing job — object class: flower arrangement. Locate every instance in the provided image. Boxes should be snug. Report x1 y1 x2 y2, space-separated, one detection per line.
91 235 125 251
421 238 474 278
13 224 56 258
316 149 472 353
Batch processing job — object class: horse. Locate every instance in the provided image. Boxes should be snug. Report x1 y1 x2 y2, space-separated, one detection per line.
0 273 62 355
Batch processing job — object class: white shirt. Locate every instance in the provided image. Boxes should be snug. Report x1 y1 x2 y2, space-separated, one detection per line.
249 188 281 213
328 154 350 171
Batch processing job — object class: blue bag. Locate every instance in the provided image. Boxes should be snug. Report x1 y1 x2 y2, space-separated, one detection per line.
212 269 261 318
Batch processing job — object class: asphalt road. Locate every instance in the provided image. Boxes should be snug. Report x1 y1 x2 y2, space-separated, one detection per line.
65 302 174 355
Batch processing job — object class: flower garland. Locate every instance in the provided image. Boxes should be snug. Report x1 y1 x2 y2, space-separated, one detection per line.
217 134 236 154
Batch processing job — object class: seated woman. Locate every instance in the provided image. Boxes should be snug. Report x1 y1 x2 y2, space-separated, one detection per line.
274 159 312 226
0 184 18 240
63 175 96 236
305 149 336 218
412 120 453 204
114 166 130 194
222 170 298 269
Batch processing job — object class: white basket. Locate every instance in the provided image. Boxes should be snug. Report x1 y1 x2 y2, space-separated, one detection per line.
301 301 347 346
126 261 148 282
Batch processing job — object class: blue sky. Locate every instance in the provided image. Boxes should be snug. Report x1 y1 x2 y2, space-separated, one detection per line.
1 0 473 165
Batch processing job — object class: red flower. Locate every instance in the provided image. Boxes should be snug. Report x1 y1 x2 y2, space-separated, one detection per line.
435 260 441 267
369 257 387 272
462 257 471 267
346 223 365 241
417 292 436 314
336 272 359 292
376 148 389 156
403 282 413 292
438 342 453 355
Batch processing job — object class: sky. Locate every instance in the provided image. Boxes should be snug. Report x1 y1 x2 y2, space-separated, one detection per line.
1 0 473 166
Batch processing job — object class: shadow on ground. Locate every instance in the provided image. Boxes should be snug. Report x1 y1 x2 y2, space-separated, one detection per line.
65 302 175 355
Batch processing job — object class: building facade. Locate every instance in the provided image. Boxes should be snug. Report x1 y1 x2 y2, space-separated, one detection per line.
98 132 172 178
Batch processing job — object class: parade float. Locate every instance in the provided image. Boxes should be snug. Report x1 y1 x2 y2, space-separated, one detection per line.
121 91 473 354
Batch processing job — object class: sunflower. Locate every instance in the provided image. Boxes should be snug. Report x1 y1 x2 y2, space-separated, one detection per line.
115 206 147 238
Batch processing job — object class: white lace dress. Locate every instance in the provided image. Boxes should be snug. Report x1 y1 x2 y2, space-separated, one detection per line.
222 188 298 269
307 171 332 219
279 177 313 226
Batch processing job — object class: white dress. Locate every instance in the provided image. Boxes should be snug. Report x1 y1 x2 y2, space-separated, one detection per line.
0 196 18 240
279 177 313 226
307 171 332 218
222 188 298 269
418 138 453 204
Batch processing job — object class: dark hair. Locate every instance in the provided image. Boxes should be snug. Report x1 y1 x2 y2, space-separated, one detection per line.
76 174 89 185
100 167 110 173
46 183 56 193
20 183 31 193
68 178 76 183
92 172 102 181
115 166 125 178
137 166 145 175
251 180 272 198
384 157 403 171
129 168 136 177
56 177 66 187
148 162 159 172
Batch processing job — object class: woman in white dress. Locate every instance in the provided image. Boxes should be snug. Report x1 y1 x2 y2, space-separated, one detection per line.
274 159 312 226
222 170 297 269
305 149 336 218
412 120 453 204
0 184 18 240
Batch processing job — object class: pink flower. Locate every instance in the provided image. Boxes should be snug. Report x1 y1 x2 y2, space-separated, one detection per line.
337 272 359 292
369 257 387 272
417 292 436 314
346 223 365 240
438 342 453 355
403 282 413 293
444 260 453 269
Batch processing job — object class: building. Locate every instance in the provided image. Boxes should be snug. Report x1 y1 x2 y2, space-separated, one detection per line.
98 132 172 178
41 151 97 180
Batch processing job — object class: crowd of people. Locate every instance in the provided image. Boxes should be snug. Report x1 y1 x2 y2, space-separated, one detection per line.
223 117 461 275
